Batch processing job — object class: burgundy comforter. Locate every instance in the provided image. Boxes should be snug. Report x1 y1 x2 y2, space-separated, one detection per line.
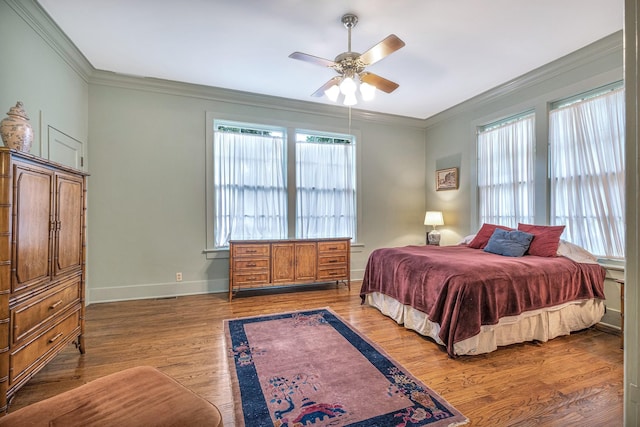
360 245 606 356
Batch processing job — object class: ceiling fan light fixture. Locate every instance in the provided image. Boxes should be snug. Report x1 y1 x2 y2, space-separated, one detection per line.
360 81 376 101
325 84 340 102
290 13 405 109
343 92 358 106
339 76 357 95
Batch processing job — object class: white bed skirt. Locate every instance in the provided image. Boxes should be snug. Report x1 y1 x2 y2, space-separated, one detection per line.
364 292 605 356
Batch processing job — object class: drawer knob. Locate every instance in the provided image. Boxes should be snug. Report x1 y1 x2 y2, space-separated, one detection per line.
328 259 338 263
247 263 257 267
49 333 63 343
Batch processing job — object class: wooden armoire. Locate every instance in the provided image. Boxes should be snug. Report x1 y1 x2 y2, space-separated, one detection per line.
0 148 87 412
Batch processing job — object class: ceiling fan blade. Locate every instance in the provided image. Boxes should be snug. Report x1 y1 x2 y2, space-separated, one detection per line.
360 72 399 93
289 52 336 68
359 34 405 66
311 77 342 97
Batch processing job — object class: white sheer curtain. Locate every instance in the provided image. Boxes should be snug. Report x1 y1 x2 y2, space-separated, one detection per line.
213 131 287 248
549 87 625 258
477 113 535 228
296 139 356 240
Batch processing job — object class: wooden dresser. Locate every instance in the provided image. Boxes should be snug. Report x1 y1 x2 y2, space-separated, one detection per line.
0 148 88 412
228 238 350 301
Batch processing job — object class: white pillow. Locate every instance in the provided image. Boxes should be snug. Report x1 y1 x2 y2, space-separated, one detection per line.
556 240 598 264
458 234 476 245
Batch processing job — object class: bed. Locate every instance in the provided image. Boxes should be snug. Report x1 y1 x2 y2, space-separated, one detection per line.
360 224 607 357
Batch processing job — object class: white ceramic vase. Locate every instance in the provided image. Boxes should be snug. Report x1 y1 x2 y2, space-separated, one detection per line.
0 102 34 153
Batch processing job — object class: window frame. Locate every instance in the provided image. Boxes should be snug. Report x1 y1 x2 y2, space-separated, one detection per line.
475 111 536 228
548 83 625 259
469 79 625 261
212 120 288 248
295 129 357 241
204 112 362 258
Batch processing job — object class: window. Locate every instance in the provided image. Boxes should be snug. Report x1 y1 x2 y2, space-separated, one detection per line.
549 85 625 258
210 120 357 249
477 112 535 228
296 132 356 239
213 121 287 248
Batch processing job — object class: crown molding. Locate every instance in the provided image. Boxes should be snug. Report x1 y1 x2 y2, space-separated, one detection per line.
5 0 93 82
89 71 426 129
12 0 422 128
424 30 623 128
13 0 619 131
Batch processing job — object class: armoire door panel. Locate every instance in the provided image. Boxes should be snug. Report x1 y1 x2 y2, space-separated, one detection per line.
54 173 83 276
12 165 53 293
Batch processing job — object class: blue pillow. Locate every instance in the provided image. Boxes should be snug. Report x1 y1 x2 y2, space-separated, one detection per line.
483 228 534 257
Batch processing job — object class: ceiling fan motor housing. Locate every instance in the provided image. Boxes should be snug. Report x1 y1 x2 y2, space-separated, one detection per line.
334 52 365 77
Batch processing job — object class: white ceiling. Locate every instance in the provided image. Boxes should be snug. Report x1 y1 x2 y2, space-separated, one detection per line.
38 0 623 120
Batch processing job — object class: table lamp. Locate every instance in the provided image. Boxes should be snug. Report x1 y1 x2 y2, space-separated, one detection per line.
424 211 444 245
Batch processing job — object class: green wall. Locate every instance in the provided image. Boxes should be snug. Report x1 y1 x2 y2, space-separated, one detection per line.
0 0 627 312
423 31 623 246
87 76 426 301
422 31 624 329
0 0 89 158
3 1 637 422
1 0 427 303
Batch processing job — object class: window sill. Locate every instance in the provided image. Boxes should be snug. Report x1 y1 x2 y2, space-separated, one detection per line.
597 258 625 271
203 248 229 260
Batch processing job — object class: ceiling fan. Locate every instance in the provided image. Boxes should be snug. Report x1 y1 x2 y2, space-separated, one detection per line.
289 13 405 106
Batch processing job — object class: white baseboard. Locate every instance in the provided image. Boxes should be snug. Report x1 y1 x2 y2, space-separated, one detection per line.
88 279 228 305
88 269 365 305
601 306 622 329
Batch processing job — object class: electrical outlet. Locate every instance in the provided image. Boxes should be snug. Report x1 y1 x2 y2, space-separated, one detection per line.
176 272 183 282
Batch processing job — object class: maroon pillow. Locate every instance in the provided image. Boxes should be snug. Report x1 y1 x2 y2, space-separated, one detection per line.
517 223 565 257
468 223 514 249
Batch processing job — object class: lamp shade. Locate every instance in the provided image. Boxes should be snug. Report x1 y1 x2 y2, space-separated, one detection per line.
343 92 358 106
360 81 376 100
424 211 444 226
339 76 357 95
325 84 340 102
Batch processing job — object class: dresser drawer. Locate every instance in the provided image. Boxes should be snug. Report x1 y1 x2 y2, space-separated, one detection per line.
317 266 348 280
318 240 349 253
318 254 348 267
232 244 270 258
10 308 81 386
233 272 270 287
232 258 270 271
12 277 81 345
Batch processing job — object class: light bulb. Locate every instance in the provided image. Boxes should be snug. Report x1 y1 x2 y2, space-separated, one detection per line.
325 84 340 102
339 77 357 95
343 93 357 106
360 82 376 101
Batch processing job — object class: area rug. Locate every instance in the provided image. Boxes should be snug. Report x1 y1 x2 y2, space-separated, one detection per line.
224 307 468 427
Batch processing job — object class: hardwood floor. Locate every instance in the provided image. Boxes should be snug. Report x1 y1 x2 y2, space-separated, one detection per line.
7 283 623 426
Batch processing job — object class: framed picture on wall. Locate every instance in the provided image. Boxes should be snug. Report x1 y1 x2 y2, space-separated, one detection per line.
436 167 458 191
